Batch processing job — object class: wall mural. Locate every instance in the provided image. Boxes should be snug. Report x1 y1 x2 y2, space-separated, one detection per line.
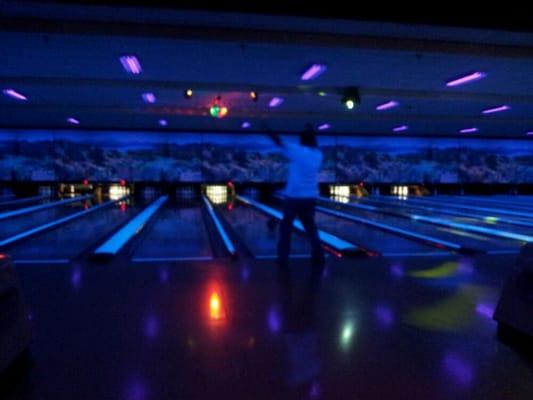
0 130 532 183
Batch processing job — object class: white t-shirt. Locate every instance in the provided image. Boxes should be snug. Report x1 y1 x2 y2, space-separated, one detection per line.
283 143 323 198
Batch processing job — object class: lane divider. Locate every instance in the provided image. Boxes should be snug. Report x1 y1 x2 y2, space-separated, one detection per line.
316 203 461 252
410 214 533 243
355 195 533 229
0 197 126 248
0 194 48 208
93 196 168 257
0 195 93 221
202 195 236 257
237 195 360 255
391 196 533 219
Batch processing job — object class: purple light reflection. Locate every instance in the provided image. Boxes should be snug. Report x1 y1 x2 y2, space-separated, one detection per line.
475 303 495 319
390 263 404 278
442 353 475 387
241 266 250 281
159 268 168 283
309 381 321 399
268 306 281 333
374 305 394 328
125 378 147 400
71 267 82 288
144 314 159 338
460 127 478 133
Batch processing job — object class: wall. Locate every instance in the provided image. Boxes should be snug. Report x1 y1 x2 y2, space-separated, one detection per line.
0 130 532 183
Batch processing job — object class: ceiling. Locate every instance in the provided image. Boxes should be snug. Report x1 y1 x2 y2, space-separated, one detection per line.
1 1 533 138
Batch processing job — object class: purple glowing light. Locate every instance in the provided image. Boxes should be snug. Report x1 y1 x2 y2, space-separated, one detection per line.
71 268 82 288
158 119 168 127
301 64 327 81
527 131 533 136
67 117 80 125
393 125 408 132
475 303 495 319
376 100 399 111
120 55 142 74
269 97 284 108
2 88 27 101
241 266 250 281
159 268 169 283
268 306 281 333
241 121 251 129
374 305 394 328
482 105 510 114
144 314 159 338
446 71 486 87
317 123 331 131
390 263 404 278
442 354 474 386
142 92 156 104
460 127 478 133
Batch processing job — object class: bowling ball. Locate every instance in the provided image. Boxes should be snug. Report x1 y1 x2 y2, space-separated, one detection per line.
267 218 278 231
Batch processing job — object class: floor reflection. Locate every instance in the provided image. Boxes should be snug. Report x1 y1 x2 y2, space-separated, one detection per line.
277 263 324 398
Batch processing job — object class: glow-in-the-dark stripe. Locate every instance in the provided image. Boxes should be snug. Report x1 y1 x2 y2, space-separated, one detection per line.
94 196 167 256
411 215 533 243
237 195 357 252
0 197 122 247
316 205 460 250
0 195 93 221
202 195 236 256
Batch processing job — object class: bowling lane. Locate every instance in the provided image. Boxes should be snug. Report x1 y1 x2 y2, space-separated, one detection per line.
0 199 90 241
409 195 533 213
0 195 50 211
218 201 311 258
132 203 213 261
312 210 446 256
348 196 533 231
8 201 138 261
378 195 533 220
319 199 524 253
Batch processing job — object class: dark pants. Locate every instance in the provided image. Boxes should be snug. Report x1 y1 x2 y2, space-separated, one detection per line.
278 198 325 269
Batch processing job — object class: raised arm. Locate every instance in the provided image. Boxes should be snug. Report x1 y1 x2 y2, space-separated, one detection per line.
261 120 283 147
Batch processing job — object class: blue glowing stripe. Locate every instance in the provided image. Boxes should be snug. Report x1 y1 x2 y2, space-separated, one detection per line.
14 259 70 264
0 194 47 207
320 196 378 211
316 206 461 250
402 197 533 219
487 250 520 255
256 254 311 259
132 256 213 262
356 196 533 229
237 195 357 252
0 195 93 221
202 195 236 255
411 215 533 243
381 252 452 257
94 196 168 256
0 197 122 248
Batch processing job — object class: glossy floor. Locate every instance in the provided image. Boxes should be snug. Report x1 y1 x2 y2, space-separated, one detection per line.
3 253 533 400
